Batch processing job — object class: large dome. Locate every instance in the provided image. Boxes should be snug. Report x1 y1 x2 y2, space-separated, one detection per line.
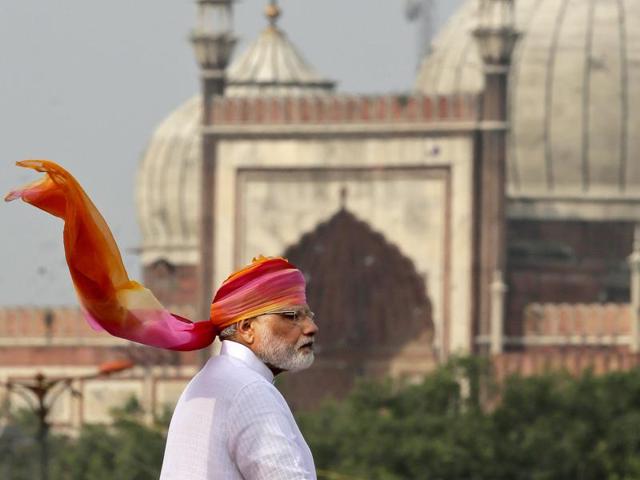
136 14 334 265
416 0 640 217
136 96 201 265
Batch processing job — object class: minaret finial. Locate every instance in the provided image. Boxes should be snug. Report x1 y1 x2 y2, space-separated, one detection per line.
265 0 281 29
340 186 348 210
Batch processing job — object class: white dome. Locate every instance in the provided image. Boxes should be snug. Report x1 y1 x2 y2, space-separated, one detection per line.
136 20 334 266
136 96 201 265
416 0 640 213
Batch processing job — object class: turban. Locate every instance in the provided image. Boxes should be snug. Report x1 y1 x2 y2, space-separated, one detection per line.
211 256 306 333
4 160 305 351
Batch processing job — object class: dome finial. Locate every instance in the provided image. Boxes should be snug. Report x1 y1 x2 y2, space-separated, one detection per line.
265 0 281 29
340 186 348 210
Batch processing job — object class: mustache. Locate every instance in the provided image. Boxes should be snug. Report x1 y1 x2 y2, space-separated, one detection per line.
296 336 315 349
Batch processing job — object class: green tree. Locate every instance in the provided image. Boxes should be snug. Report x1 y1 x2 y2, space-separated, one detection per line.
299 359 640 480
51 397 166 480
0 397 169 480
0 409 41 479
490 370 640 480
299 357 496 480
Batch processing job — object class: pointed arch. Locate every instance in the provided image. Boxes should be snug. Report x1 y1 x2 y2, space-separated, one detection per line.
281 208 436 409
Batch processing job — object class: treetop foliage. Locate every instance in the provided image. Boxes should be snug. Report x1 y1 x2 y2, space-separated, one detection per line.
298 357 640 480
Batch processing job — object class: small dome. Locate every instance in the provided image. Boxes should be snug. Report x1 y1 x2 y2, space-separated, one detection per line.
226 22 335 97
415 0 640 209
136 15 334 265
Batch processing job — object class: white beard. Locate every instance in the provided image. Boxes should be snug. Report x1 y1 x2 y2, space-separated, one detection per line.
254 328 315 372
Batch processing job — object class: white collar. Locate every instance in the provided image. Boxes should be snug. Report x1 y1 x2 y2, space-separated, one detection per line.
219 340 275 383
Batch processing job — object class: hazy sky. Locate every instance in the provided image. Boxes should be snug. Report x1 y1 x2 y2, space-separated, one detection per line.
0 0 464 307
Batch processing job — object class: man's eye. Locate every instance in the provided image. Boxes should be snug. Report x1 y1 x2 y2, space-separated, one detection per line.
282 312 297 320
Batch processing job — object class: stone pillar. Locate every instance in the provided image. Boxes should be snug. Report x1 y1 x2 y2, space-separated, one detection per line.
476 72 509 351
628 224 640 352
472 0 519 352
490 269 507 354
142 368 155 425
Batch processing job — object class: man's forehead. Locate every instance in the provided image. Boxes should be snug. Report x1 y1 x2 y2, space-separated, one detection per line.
283 304 309 310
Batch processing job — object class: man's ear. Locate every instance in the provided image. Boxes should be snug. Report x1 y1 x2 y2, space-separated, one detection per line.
237 318 255 344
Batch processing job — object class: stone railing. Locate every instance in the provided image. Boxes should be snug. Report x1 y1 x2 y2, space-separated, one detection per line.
0 307 99 341
210 93 479 126
493 350 640 380
511 303 632 347
0 305 196 346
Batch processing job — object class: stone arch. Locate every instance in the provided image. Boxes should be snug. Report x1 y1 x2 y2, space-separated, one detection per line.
280 208 436 410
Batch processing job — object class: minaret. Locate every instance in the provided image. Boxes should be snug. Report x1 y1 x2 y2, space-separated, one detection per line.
472 0 519 354
191 0 237 363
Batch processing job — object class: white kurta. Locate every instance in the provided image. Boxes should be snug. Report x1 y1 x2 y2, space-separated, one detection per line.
160 340 317 480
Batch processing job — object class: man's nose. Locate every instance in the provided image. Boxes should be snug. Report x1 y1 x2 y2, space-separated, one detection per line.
302 317 319 335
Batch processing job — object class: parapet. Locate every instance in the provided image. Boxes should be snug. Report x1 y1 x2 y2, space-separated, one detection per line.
209 93 479 126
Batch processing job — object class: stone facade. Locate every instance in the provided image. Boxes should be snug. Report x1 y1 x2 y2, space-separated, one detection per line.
4 0 640 422
139 93 480 409
205 94 477 361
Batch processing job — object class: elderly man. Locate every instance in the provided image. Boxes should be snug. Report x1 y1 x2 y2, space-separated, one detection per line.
160 256 319 479
5 161 318 479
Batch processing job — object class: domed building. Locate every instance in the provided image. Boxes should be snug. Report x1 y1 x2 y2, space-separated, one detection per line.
2 0 640 422
133 0 640 407
416 0 640 352
417 0 640 207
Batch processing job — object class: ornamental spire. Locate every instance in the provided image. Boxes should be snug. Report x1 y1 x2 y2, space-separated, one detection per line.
265 0 281 29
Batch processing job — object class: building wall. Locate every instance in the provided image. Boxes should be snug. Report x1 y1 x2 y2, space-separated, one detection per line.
0 308 198 429
212 132 476 357
143 263 198 311
0 358 197 430
506 220 634 338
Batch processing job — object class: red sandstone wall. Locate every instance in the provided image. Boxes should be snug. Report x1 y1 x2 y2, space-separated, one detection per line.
143 262 198 309
493 350 640 380
506 220 634 339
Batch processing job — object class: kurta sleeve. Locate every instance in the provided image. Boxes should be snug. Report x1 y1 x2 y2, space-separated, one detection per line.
227 382 316 480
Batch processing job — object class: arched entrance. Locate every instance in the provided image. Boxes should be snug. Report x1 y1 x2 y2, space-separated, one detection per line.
280 208 436 410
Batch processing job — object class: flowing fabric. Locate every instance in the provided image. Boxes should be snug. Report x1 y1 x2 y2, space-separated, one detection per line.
5 160 307 351
5 160 215 351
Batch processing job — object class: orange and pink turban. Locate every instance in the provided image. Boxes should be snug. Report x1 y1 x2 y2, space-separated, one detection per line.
4 160 306 351
212 255 306 332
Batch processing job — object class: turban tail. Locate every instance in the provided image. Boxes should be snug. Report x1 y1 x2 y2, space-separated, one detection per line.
5 160 307 351
4 160 215 351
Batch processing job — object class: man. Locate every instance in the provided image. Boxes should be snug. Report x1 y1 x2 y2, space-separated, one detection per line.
160 256 319 480
5 161 319 479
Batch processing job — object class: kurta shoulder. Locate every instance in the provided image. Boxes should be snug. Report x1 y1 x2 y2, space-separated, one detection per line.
226 380 315 479
227 379 287 420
